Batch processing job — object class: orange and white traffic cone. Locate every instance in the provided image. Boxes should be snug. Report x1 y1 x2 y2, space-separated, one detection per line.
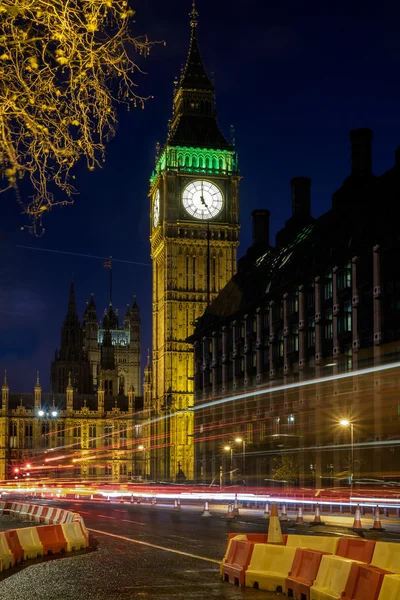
202 501 212 517
173 499 181 511
313 503 323 524
280 504 288 521
295 506 304 525
233 494 240 517
370 505 385 531
268 503 283 544
151 496 157 507
263 502 270 519
226 503 235 519
130 495 134 504
352 504 363 530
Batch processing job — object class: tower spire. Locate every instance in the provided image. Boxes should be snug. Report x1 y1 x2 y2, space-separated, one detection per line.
68 280 77 315
3 370 7 387
189 1 198 29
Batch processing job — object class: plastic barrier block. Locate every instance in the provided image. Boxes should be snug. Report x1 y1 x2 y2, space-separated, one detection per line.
336 538 376 564
61 522 88 552
37 525 68 555
2 502 12 515
286 548 328 600
221 535 249 576
245 544 297 593
19 504 30 516
59 511 71 524
310 555 357 600
30 505 40 521
44 508 57 524
51 508 63 523
35 505 45 522
4 530 24 564
16 527 43 560
222 540 255 586
39 506 49 523
0 532 15 570
342 563 389 600
377 574 400 600
26 505 36 520
0 501 6 515
227 533 269 544
287 535 339 554
371 541 400 573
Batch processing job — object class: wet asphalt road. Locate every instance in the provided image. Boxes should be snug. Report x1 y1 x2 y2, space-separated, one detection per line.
0 499 285 600
1 498 399 600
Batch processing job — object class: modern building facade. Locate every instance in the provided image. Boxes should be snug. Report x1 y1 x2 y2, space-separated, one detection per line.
51 282 141 396
190 129 400 487
149 5 240 480
0 371 149 482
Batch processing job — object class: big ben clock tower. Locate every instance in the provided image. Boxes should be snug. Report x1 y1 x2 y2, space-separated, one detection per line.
149 2 240 481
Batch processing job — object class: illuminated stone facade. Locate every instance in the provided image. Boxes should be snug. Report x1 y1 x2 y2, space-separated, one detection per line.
51 282 141 396
190 129 400 487
0 373 149 482
149 8 240 481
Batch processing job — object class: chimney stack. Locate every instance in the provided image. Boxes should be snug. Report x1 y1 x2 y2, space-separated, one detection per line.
350 128 373 176
291 177 311 218
252 209 270 246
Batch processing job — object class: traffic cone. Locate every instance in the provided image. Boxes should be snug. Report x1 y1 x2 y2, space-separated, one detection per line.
202 501 212 517
130 495 134 504
352 504 363 530
295 506 304 525
107 495 110 502
151 496 157 507
280 504 288 521
263 502 270 519
311 503 325 526
226 503 235 519
268 503 283 544
232 494 240 516
370 505 385 531
173 499 180 511
90 494 93 500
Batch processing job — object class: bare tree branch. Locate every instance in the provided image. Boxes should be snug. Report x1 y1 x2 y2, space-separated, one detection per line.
0 0 159 234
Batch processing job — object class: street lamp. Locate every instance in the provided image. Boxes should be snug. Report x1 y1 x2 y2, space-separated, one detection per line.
339 419 354 497
224 445 233 484
235 437 246 477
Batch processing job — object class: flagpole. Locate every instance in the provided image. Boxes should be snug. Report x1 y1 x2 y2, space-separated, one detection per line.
109 256 113 305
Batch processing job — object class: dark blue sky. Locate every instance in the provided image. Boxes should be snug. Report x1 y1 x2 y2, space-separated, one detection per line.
2 0 400 392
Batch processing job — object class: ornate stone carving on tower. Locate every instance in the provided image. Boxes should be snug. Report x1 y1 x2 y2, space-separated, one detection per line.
149 2 240 480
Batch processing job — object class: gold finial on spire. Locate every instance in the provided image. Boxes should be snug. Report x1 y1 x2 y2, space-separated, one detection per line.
35 370 40 387
189 0 198 28
3 370 7 386
67 371 72 390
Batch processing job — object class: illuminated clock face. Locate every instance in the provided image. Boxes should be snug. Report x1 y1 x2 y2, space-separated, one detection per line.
182 180 223 220
153 189 160 228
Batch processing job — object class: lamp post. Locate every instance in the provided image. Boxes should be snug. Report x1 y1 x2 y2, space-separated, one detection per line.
339 419 354 497
235 437 246 478
224 445 233 484
138 445 147 480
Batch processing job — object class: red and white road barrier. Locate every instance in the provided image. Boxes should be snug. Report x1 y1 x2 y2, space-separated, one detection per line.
0 502 88 573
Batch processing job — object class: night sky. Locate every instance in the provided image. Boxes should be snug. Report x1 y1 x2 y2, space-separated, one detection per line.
2 0 400 392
